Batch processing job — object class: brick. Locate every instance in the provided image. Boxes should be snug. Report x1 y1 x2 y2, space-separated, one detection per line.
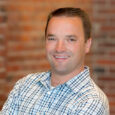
93 18 108 23
98 76 115 82
99 42 115 48
0 94 7 101
0 72 6 80
0 27 6 35
97 9 115 15
101 26 115 32
8 53 46 61
93 67 105 73
107 85 115 90
93 0 106 4
109 35 115 39
0 61 5 68
110 68 115 73
0 15 7 23
91 51 105 55
111 0 115 5
109 101 115 107
0 6 7 13
8 4 36 12
97 60 115 65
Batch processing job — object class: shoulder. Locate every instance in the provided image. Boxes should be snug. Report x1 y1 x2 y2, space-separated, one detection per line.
5 71 49 99
75 97 109 115
14 72 48 89
83 78 109 104
76 79 109 114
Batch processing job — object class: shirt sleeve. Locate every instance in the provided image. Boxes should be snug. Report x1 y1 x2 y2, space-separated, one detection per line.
74 98 109 115
0 76 28 115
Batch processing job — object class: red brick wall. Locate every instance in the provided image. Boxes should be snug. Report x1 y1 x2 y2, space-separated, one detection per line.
92 0 115 114
0 0 114 114
0 0 7 109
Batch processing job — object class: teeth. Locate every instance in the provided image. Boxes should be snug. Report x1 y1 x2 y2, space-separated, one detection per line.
55 56 68 58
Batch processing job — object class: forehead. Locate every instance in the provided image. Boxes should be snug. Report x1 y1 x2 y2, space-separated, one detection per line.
47 16 84 35
48 16 82 25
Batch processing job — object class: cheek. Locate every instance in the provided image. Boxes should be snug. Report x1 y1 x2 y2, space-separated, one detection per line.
46 42 55 53
69 43 85 55
68 44 79 52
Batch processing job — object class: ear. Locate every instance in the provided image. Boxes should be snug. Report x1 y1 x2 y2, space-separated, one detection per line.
85 38 92 54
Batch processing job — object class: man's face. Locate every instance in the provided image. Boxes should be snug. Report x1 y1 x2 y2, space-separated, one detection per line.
45 16 91 75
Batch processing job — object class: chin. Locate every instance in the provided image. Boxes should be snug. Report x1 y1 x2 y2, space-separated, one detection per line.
53 68 69 75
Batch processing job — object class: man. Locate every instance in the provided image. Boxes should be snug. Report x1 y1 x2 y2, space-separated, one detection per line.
1 7 109 115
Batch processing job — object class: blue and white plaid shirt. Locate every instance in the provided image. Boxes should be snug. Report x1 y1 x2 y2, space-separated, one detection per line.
1 67 109 115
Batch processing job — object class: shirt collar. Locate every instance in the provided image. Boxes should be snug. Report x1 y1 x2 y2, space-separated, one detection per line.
36 66 90 92
65 66 91 93
36 71 51 89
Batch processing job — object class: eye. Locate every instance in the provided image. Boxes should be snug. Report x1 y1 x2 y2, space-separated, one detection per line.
47 37 56 41
67 37 77 42
69 38 76 41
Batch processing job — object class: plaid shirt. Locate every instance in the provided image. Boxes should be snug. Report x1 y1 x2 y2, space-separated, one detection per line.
1 67 109 115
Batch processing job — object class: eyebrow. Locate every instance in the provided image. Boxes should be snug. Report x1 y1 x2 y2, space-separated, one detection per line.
46 34 78 39
65 35 77 38
47 34 55 37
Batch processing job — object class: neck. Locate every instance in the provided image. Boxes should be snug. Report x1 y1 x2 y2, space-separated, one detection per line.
51 66 84 87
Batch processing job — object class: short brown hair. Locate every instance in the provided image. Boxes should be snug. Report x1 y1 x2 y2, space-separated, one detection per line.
45 7 91 41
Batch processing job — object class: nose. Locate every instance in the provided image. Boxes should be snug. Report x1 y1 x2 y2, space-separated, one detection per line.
56 40 66 52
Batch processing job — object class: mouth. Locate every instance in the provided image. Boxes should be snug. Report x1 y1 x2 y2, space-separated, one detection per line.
53 55 69 61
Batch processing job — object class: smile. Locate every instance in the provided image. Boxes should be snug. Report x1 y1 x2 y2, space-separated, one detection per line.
55 56 68 58
53 55 69 61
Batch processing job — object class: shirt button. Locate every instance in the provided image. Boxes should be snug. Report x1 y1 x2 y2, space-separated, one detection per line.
47 91 51 95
